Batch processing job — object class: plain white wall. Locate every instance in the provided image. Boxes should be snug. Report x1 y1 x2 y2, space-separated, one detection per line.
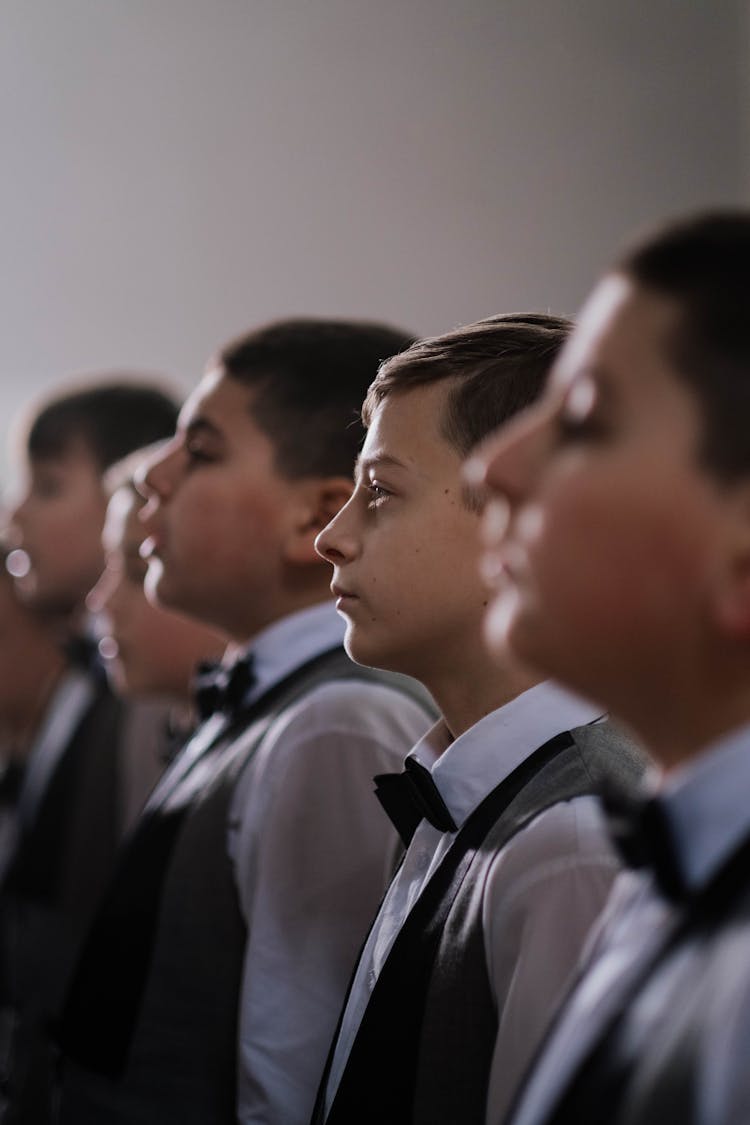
0 0 746 486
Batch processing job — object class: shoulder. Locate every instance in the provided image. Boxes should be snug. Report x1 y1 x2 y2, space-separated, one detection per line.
265 675 432 744
246 676 433 784
570 719 649 793
701 916 750 1123
481 794 620 911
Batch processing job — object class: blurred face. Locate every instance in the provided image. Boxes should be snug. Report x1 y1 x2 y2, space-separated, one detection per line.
9 446 108 615
139 369 304 640
315 382 487 681
88 487 224 697
0 572 62 722
472 276 730 710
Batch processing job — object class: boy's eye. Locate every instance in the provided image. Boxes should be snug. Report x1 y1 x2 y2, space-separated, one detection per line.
185 440 216 465
366 480 392 508
555 412 604 442
32 475 65 499
554 375 608 443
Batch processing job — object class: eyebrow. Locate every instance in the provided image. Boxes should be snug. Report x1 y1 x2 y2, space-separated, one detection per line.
183 416 222 440
354 452 408 479
557 363 616 402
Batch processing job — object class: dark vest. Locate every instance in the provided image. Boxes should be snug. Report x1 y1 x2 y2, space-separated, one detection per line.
57 648 429 1125
0 678 125 1125
316 722 645 1125
549 829 750 1125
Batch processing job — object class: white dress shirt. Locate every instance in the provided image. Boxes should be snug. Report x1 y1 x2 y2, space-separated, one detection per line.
505 720 750 1125
223 602 433 1125
324 680 622 1123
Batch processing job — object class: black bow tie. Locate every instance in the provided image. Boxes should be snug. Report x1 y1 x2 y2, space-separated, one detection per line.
192 655 256 721
374 757 457 847
63 634 107 682
602 788 686 902
0 760 24 807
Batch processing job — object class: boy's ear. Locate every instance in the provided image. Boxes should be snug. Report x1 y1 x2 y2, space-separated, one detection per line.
283 477 353 565
714 487 750 639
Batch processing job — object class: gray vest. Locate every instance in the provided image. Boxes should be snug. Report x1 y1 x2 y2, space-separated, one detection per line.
318 722 646 1125
59 648 430 1125
552 823 750 1125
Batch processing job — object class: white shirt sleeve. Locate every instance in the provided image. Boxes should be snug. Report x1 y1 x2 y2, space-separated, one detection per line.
483 794 623 1125
229 679 432 1125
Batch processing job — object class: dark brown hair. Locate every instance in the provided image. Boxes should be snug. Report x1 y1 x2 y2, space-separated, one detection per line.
362 312 571 455
26 379 179 473
218 318 415 478
617 210 750 481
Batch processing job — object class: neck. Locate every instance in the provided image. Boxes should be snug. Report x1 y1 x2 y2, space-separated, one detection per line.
226 587 332 648
420 646 540 740
2 656 66 762
610 656 750 774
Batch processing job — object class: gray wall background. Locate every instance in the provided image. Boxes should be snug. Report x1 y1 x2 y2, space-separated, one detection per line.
1 0 747 487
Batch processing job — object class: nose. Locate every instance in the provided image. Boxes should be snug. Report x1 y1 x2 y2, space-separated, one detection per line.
8 493 29 539
137 437 182 503
86 564 119 615
466 405 548 507
314 495 360 565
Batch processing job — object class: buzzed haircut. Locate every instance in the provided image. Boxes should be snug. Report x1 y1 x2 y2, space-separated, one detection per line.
26 380 179 473
362 313 572 455
218 318 415 478
618 210 750 481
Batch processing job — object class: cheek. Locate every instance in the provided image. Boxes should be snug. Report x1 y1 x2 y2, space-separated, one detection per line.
42 501 105 560
21 506 69 552
172 484 280 568
529 477 703 629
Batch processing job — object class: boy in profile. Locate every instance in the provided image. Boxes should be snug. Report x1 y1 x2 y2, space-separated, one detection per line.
475 212 750 1125
89 447 225 702
312 314 644 1125
0 540 66 867
85 447 227 792
4 379 180 1123
56 319 434 1125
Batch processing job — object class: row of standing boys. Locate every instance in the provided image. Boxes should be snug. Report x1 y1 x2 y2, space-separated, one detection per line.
0 208 748 1125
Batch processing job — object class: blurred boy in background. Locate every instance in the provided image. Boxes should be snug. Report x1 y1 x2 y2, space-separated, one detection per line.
3 378 179 1123
57 321 434 1125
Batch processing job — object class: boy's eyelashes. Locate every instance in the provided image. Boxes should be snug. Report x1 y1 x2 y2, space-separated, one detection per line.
553 407 610 444
552 370 612 444
30 473 66 499
184 440 218 466
365 480 393 508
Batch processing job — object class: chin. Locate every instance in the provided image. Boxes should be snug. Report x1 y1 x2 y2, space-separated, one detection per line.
146 577 185 619
483 591 520 663
344 627 392 673
144 560 173 609
483 593 552 681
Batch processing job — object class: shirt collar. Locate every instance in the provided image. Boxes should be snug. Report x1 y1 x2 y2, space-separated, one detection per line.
233 601 345 704
658 721 750 892
409 680 604 829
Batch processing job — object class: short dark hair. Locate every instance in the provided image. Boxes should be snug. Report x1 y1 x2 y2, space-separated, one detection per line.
25 379 179 473
362 313 572 455
617 210 750 481
218 318 415 478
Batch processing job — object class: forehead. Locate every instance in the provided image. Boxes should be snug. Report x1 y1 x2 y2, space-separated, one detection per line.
551 274 683 398
362 382 457 462
179 368 256 431
29 441 102 475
